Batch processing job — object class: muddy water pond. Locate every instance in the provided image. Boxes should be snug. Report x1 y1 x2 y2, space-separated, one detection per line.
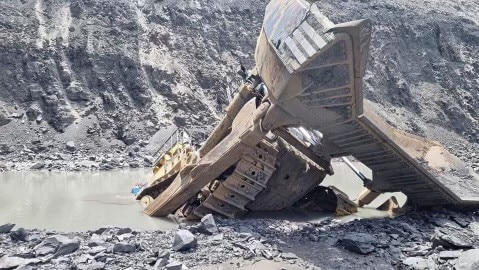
0 162 406 232
0 169 176 232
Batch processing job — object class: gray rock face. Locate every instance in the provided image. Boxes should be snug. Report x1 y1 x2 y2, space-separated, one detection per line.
338 233 377 254
0 0 264 165
199 214 219 235
455 249 479 270
0 223 15 234
34 235 80 257
172 230 197 251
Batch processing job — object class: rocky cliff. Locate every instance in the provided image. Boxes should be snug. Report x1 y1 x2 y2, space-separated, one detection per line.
0 0 477 171
0 0 265 170
320 0 479 168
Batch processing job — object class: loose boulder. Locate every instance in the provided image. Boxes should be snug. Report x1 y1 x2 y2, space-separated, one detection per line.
165 261 187 270
112 243 136 253
0 256 38 269
30 162 45 170
0 223 15 234
432 232 473 249
438 250 462 260
172 230 197 251
281 252 298 260
116 228 132 235
199 214 219 235
34 235 80 257
338 233 377 254
66 141 76 152
154 250 171 267
10 228 30 242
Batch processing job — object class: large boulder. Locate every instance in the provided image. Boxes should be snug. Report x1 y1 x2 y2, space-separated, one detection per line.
0 256 39 269
112 243 136 253
34 235 80 257
172 230 197 251
338 233 377 254
10 228 30 242
0 223 15 234
432 232 473 249
199 214 219 235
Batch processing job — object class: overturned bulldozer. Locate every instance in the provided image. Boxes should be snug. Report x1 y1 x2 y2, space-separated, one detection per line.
137 0 479 218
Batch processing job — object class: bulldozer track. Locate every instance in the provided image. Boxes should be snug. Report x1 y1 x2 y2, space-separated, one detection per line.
192 140 279 218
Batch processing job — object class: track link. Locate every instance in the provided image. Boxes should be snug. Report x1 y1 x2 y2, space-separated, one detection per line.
192 140 278 218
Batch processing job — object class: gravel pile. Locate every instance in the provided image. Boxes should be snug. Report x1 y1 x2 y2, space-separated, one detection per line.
2 210 479 269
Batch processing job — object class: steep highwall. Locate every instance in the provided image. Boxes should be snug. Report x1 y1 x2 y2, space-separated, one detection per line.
0 0 477 171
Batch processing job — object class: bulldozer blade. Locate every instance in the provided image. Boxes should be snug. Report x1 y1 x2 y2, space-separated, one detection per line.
255 0 479 209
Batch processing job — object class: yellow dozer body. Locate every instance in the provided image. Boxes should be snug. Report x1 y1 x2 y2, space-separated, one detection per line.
136 0 479 218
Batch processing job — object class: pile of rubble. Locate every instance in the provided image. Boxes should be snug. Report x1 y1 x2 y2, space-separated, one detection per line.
2 210 479 269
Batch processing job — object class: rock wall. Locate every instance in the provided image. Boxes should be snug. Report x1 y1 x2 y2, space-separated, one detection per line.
0 0 477 171
319 0 479 167
0 0 265 170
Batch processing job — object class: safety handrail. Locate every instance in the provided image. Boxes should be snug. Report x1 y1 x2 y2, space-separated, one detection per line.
153 128 192 166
